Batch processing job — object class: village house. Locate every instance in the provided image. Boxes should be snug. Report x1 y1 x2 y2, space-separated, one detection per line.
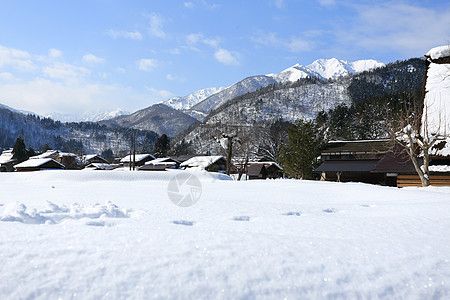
14 158 65 172
138 157 181 171
120 154 156 168
241 161 284 180
180 156 227 172
0 149 16 172
314 140 419 187
83 154 110 165
31 150 79 169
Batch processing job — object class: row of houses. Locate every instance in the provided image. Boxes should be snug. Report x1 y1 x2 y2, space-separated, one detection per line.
0 149 283 180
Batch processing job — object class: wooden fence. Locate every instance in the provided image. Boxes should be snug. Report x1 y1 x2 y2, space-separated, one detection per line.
397 174 450 188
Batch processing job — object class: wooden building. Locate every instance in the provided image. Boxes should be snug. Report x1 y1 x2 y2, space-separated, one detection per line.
314 140 418 187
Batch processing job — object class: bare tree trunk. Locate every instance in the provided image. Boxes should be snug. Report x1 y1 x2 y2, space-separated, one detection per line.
237 156 249 181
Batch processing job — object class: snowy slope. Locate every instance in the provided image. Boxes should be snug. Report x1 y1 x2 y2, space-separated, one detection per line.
0 171 449 299
162 87 226 110
47 109 129 123
273 58 385 82
0 102 39 116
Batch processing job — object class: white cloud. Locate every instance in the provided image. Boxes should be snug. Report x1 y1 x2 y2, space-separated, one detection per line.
138 58 158 71
0 72 14 80
184 2 193 8
43 62 90 80
335 3 450 58
148 13 166 38
82 53 105 64
48 49 63 59
251 32 314 53
186 33 221 48
0 45 36 72
288 37 314 52
274 0 284 9
107 30 143 41
214 48 240 65
145 86 174 100
166 74 184 81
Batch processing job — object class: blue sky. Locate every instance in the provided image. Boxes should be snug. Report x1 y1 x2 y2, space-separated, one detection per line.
0 0 449 116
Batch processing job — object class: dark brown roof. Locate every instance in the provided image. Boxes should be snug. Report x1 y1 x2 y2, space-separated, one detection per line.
370 149 418 174
321 140 391 154
247 164 266 176
314 159 380 173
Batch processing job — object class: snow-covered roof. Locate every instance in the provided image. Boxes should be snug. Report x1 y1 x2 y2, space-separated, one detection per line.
180 156 225 169
426 45 450 60
14 158 65 169
120 154 155 163
144 157 180 165
0 150 14 164
86 163 114 170
428 165 450 173
30 150 59 159
422 45 450 156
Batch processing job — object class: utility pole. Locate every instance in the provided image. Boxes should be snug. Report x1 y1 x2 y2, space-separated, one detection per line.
133 129 136 171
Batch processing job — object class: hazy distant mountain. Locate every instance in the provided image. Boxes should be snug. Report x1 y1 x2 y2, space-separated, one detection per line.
188 58 384 116
47 109 129 123
0 103 39 117
101 104 198 137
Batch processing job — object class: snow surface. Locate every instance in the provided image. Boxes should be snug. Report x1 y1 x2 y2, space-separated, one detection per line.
0 171 449 299
426 45 450 60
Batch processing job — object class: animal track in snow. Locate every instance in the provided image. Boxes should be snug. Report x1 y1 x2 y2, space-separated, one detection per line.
233 216 250 221
323 208 337 213
283 211 302 216
172 220 195 226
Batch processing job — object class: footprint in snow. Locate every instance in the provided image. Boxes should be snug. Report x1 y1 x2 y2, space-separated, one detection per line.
323 208 337 213
173 220 195 226
284 211 302 216
85 220 116 227
233 216 250 221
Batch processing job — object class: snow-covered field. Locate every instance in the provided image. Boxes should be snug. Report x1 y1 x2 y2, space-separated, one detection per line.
0 170 449 299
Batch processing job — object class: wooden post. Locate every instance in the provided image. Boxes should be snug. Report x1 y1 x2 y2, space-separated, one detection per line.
133 130 136 171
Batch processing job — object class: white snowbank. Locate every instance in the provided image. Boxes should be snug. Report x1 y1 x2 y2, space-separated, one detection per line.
1 200 136 225
426 45 450 60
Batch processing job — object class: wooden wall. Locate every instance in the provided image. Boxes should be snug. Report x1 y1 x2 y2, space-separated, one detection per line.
397 174 450 187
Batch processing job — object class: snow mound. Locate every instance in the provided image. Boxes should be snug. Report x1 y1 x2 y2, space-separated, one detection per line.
1 169 233 183
1 200 137 225
426 45 450 60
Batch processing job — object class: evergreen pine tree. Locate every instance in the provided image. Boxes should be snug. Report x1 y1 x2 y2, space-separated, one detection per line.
153 134 170 157
12 136 29 163
279 120 324 179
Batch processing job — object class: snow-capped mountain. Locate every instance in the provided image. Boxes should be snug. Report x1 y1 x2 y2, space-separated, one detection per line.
162 87 226 110
47 109 130 123
0 103 40 117
189 58 384 116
